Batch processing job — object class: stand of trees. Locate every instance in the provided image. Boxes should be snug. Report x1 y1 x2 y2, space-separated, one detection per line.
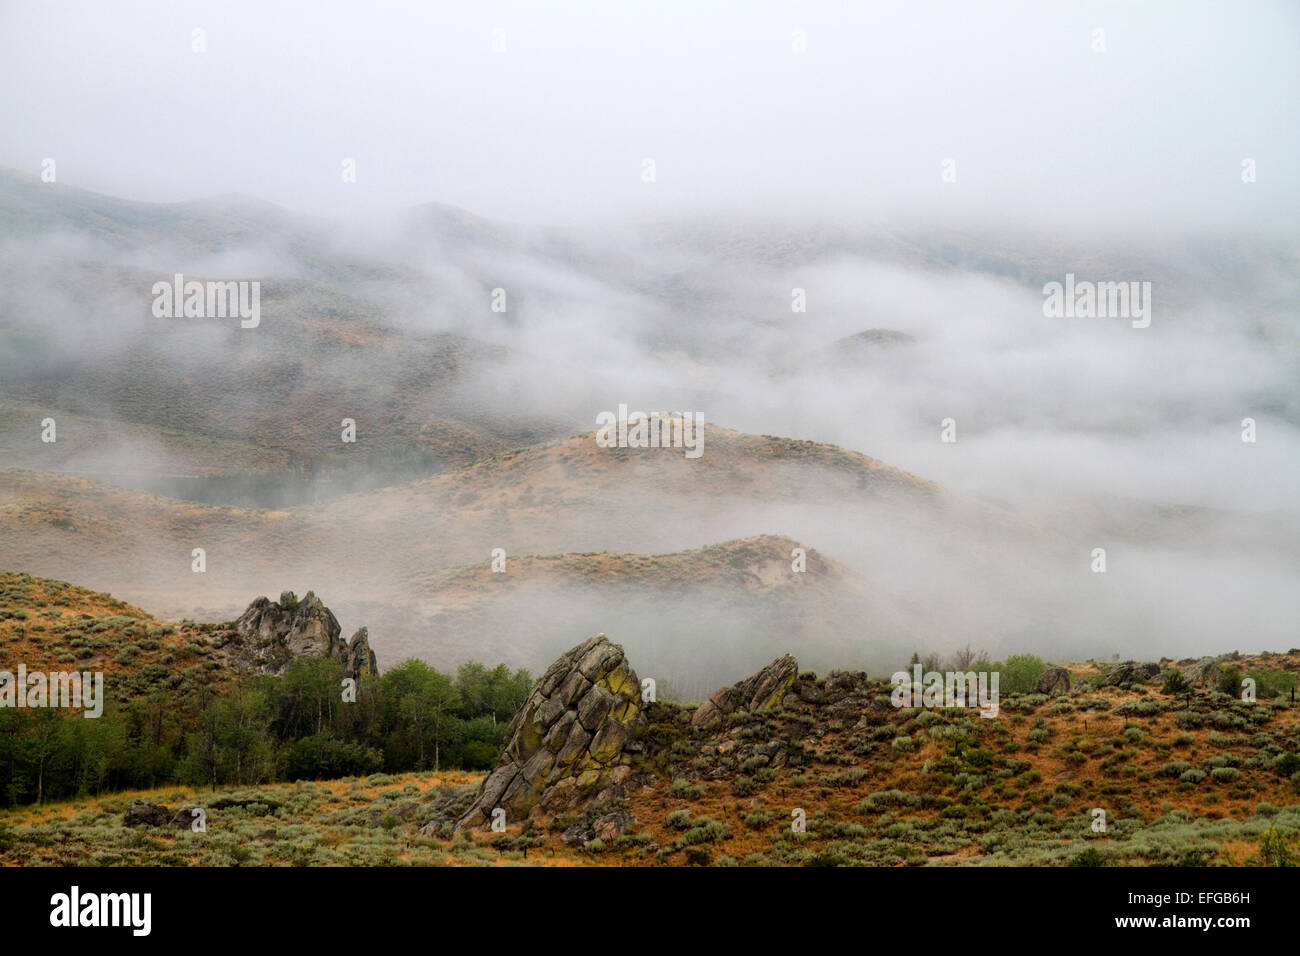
0 657 532 807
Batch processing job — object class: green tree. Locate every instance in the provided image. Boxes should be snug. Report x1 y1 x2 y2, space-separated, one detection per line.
999 655 1047 694
1162 669 1190 696
386 659 461 770
1218 665 1242 698
214 685 273 785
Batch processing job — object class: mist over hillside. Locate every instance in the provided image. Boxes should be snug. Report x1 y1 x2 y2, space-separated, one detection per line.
5 2 1300 893
0 167 1296 685
2 0 1297 692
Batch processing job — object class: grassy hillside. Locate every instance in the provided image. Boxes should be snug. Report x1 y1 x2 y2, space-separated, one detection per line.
3 653 1298 866
0 571 215 700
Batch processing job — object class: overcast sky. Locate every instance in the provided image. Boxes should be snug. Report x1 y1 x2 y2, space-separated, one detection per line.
1 0 1298 229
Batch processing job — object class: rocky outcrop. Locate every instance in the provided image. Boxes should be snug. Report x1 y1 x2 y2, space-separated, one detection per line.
692 654 798 728
561 810 635 846
1181 657 1221 686
429 634 646 832
343 626 379 679
211 591 378 678
1101 661 1161 687
1036 666 1071 695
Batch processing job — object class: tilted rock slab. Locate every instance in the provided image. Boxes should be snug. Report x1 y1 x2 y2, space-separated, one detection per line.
1036 666 1071 695
438 634 646 832
1101 660 1161 687
691 653 798 728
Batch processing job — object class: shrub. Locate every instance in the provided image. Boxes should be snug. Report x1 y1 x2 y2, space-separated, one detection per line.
676 818 729 846
1068 847 1108 867
1275 753 1300 778
1218 665 1242 698
1000 655 1048 695
1247 668 1297 701
1257 826 1298 867
684 846 710 866
823 767 870 788
858 789 920 812
669 778 705 799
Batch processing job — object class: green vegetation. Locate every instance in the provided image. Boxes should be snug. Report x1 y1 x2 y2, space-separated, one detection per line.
1162 670 1190 696
0 657 531 807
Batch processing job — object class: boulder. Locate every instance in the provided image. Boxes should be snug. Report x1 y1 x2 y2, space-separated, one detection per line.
1102 661 1161 687
560 811 635 847
122 800 172 828
424 634 646 833
1036 667 1071 695
170 806 203 830
796 682 825 704
692 654 799 729
1181 657 1221 686
592 811 635 841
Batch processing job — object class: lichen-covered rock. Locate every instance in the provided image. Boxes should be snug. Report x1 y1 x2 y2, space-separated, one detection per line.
1101 661 1161 687
692 654 798 728
344 627 379 678
560 811 634 847
1036 666 1071 695
1181 657 1221 686
428 634 646 833
209 590 378 678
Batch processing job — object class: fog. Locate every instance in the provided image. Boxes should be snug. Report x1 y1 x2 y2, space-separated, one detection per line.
0 2 1297 687
1 0 1297 229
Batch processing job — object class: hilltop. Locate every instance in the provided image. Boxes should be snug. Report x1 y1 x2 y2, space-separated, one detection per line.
0 572 375 703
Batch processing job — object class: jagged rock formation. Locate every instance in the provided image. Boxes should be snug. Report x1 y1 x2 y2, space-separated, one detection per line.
342 626 378 679
210 590 378 678
433 634 647 832
416 641 896 839
692 654 798 728
1101 661 1161 687
1036 666 1071 695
